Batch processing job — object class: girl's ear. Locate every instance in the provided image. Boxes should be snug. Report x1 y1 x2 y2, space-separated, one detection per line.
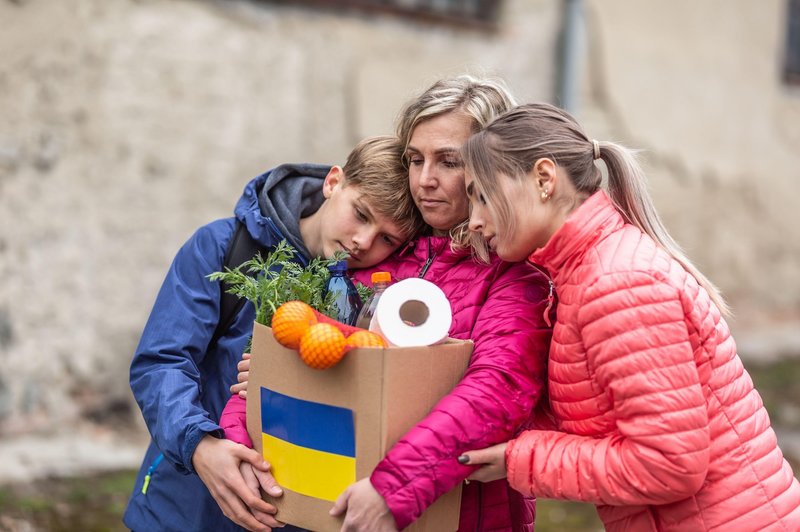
532 157 557 196
322 166 344 199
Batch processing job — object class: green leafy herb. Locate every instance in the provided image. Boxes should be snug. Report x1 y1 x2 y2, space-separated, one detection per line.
208 240 371 326
356 282 373 304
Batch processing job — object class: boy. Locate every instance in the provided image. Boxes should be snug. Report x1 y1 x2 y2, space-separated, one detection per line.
124 136 426 532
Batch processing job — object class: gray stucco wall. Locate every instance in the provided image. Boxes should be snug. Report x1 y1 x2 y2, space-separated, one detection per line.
0 0 797 480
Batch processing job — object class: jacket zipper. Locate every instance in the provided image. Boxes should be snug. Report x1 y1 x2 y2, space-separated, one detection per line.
542 279 555 327
527 262 555 327
141 452 164 494
418 242 436 278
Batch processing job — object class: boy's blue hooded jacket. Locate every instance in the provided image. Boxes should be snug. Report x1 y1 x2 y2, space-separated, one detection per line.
124 164 328 532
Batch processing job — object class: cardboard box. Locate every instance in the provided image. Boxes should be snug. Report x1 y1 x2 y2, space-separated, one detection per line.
246 321 473 531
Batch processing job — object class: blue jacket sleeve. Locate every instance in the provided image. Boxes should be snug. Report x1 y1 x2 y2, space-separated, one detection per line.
129 222 230 474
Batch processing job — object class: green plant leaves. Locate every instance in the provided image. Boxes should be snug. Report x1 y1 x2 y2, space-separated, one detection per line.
207 240 370 326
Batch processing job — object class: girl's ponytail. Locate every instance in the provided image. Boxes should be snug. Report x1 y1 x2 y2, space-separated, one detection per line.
598 141 731 316
465 102 730 316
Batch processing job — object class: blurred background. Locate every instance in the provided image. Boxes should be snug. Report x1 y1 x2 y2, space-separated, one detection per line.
1 0 798 530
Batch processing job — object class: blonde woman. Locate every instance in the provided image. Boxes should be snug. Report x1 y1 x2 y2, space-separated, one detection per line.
227 77 555 531
330 76 554 532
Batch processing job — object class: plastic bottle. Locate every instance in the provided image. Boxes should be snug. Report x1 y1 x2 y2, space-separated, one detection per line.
355 272 392 330
324 260 363 326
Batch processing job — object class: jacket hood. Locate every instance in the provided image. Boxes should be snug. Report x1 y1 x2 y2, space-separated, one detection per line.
233 163 331 257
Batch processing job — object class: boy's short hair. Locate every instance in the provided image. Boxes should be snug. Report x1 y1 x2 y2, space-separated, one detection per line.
341 135 427 241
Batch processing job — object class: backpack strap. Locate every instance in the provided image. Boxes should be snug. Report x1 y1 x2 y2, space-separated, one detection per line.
210 221 267 348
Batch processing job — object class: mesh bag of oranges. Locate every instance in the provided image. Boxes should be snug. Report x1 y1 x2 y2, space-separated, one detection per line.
271 301 388 369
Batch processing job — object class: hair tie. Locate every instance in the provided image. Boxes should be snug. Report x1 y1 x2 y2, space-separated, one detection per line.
592 139 601 160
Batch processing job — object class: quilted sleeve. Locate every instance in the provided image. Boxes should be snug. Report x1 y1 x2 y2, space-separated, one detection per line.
506 271 710 506
370 261 552 529
219 394 253 448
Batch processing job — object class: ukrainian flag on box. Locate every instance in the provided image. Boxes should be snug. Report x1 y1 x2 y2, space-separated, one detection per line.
260 387 356 502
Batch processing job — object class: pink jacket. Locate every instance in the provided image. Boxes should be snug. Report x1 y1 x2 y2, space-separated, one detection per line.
506 191 800 531
220 235 553 530
352 236 553 531
220 394 250 447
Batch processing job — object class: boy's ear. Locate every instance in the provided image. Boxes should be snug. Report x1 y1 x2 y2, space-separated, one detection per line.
322 166 344 199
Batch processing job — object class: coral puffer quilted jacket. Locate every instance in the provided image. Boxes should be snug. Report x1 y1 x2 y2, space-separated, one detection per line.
506 191 800 531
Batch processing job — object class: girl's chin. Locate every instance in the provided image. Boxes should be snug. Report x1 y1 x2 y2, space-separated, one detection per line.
496 247 528 262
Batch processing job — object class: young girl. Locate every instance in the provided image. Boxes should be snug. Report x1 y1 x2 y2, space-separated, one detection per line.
459 103 800 531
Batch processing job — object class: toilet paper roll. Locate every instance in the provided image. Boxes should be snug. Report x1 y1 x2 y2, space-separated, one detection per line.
370 278 452 347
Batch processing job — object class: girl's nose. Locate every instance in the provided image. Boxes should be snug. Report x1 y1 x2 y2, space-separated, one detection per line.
468 211 484 233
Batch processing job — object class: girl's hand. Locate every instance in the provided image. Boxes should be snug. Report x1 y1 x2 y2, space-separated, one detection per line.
230 352 251 398
329 478 396 532
458 442 509 483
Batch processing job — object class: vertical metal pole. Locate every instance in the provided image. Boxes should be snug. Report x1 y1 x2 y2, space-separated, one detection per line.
558 0 584 114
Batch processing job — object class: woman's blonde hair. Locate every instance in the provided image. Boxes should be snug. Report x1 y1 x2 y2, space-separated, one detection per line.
462 103 730 315
395 74 517 255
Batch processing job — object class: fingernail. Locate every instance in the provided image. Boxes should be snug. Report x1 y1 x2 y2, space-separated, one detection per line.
457 454 470 465
269 486 282 495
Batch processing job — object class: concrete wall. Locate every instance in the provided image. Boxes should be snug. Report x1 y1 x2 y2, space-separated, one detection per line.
580 0 800 332
0 0 797 479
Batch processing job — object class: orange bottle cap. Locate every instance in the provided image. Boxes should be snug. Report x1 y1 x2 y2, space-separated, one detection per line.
371 272 391 284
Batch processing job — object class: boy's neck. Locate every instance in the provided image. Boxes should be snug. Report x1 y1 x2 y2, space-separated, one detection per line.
299 206 324 258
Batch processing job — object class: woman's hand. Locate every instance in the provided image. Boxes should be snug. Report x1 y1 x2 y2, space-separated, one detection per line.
192 435 281 531
230 352 251 398
458 442 509 483
329 478 397 532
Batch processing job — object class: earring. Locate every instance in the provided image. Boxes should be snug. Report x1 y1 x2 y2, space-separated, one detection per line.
541 190 549 202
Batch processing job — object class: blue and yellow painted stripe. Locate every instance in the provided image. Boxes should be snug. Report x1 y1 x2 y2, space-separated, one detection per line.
260 388 356 501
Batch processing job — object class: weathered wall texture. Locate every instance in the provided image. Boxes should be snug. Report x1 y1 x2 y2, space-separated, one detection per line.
581 0 800 333
0 0 797 480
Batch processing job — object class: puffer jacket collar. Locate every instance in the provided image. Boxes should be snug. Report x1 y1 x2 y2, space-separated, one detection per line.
392 235 471 273
530 190 624 282
423 235 470 265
